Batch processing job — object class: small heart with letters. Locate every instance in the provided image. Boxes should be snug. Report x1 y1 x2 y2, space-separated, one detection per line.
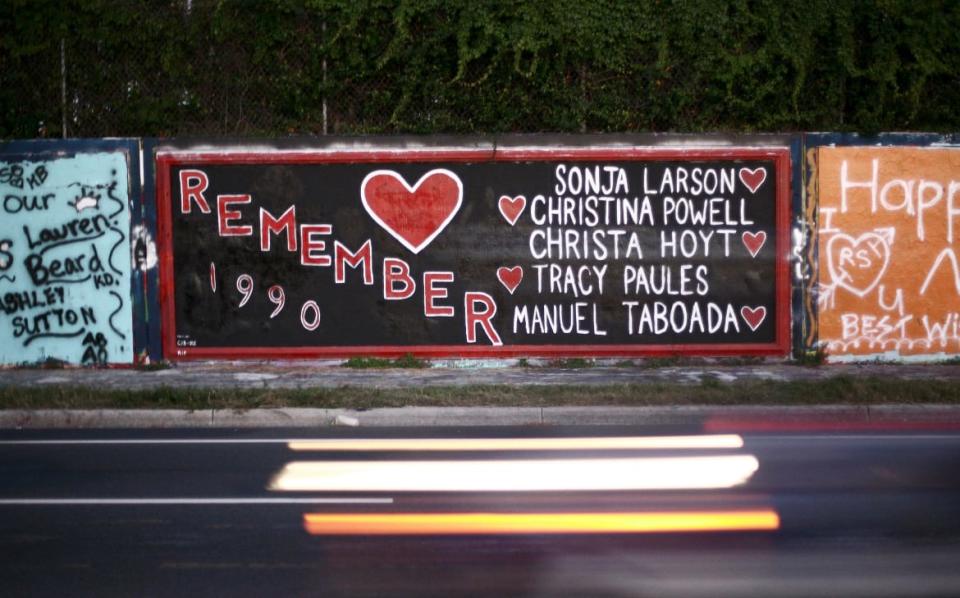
498 195 526 226
497 266 523 294
739 167 766 194
741 231 767 258
826 232 891 298
741 306 767 332
361 169 463 254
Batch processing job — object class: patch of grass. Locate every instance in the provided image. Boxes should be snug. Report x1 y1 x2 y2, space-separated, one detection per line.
3 376 959 411
13 357 69 370
342 354 429 369
794 346 828 366
639 356 687 368
716 356 767 366
700 376 723 389
545 358 595 369
135 361 173 371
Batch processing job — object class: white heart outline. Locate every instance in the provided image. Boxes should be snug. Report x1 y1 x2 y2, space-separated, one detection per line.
360 168 464 255
826 232 891 298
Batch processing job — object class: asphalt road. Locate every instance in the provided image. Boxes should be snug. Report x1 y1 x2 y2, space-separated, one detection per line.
2 425 960 597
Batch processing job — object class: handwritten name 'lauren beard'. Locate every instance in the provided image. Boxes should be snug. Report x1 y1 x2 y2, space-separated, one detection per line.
178 170 503 346
514 164 752 337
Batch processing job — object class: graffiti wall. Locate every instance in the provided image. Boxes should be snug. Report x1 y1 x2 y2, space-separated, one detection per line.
818 146 960 361
0 151 134 365
4 136 958 365
155 147 791 359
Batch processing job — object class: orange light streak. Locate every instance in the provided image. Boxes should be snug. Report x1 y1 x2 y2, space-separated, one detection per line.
303 510 780 535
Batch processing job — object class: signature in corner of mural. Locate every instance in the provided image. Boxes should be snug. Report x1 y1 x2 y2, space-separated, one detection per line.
825 228 895 299
360 169 463 254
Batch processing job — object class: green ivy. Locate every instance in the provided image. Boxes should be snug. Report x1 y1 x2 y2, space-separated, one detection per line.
1 0 958 137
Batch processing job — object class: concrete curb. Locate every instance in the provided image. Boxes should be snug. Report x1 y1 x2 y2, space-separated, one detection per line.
3 363 960 391
2 405 958 428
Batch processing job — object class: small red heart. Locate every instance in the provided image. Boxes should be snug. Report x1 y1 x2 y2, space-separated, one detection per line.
498 195 526 226
741 306 767 331
497 266 523 294
361 169 462 254
739 167 766 194
741 231 767 258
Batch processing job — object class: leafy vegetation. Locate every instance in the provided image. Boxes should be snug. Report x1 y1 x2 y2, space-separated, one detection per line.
342 354 430 368
3 0 958 137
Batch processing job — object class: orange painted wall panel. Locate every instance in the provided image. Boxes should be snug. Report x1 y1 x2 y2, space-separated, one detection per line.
818 147 960 360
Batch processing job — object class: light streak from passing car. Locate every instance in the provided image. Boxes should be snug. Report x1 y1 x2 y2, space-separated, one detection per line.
302 509 781 535
269 455 760 492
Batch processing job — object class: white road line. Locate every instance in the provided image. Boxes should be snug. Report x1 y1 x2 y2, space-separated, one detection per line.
0 439 314 445
0 434 955 447
0 436 741 448
0 497 393 505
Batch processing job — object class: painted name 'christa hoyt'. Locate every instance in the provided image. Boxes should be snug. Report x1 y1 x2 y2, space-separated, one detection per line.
177 169 504 346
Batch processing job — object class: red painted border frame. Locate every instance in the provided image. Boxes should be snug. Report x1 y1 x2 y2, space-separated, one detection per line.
156 147 791 360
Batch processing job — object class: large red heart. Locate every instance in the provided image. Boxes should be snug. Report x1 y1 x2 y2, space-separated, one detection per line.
497 266 523 294
361 169 463 254
498 195 526 226
739 167 766 194
741 231 767 258
741 306 766 331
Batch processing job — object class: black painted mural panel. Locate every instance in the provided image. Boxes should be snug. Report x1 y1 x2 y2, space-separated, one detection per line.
159 149 788 357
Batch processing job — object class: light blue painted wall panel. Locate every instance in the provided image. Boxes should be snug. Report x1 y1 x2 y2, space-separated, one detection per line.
0 152 133 364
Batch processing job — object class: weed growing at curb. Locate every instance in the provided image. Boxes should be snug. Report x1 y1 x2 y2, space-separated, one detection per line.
700 376 723 389
342 354 429 369
794 347 828 366
545 358 595 369
639 356 685 368
13 357 68 370
135 361 173 371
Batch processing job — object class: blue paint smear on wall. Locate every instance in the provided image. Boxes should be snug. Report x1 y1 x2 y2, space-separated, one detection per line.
0 152 133 364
